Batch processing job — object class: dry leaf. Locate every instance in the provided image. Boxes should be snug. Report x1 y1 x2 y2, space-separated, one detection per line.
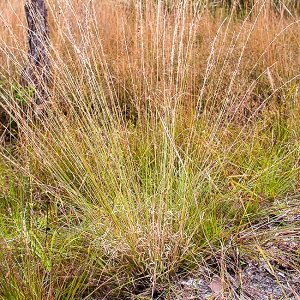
210 276 222 294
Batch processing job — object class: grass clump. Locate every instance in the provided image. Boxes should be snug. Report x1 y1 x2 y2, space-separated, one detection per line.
0 0 299 298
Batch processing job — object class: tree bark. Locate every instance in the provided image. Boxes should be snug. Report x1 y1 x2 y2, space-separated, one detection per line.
22 0 50 105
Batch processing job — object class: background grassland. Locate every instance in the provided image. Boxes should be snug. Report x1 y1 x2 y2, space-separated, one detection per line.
0 0 299 299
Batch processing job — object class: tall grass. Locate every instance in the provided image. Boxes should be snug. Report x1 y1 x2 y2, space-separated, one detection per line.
0 0 299 298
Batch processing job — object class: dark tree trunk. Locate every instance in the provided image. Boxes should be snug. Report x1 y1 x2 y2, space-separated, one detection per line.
22 0 51 105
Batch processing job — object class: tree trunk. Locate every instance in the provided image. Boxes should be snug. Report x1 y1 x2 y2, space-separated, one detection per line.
22 0 50 105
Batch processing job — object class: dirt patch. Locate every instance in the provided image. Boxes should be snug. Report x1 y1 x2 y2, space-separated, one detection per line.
177 259 299 300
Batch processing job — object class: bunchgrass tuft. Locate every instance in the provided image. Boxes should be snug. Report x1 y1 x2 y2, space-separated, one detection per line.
0 0 299 298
